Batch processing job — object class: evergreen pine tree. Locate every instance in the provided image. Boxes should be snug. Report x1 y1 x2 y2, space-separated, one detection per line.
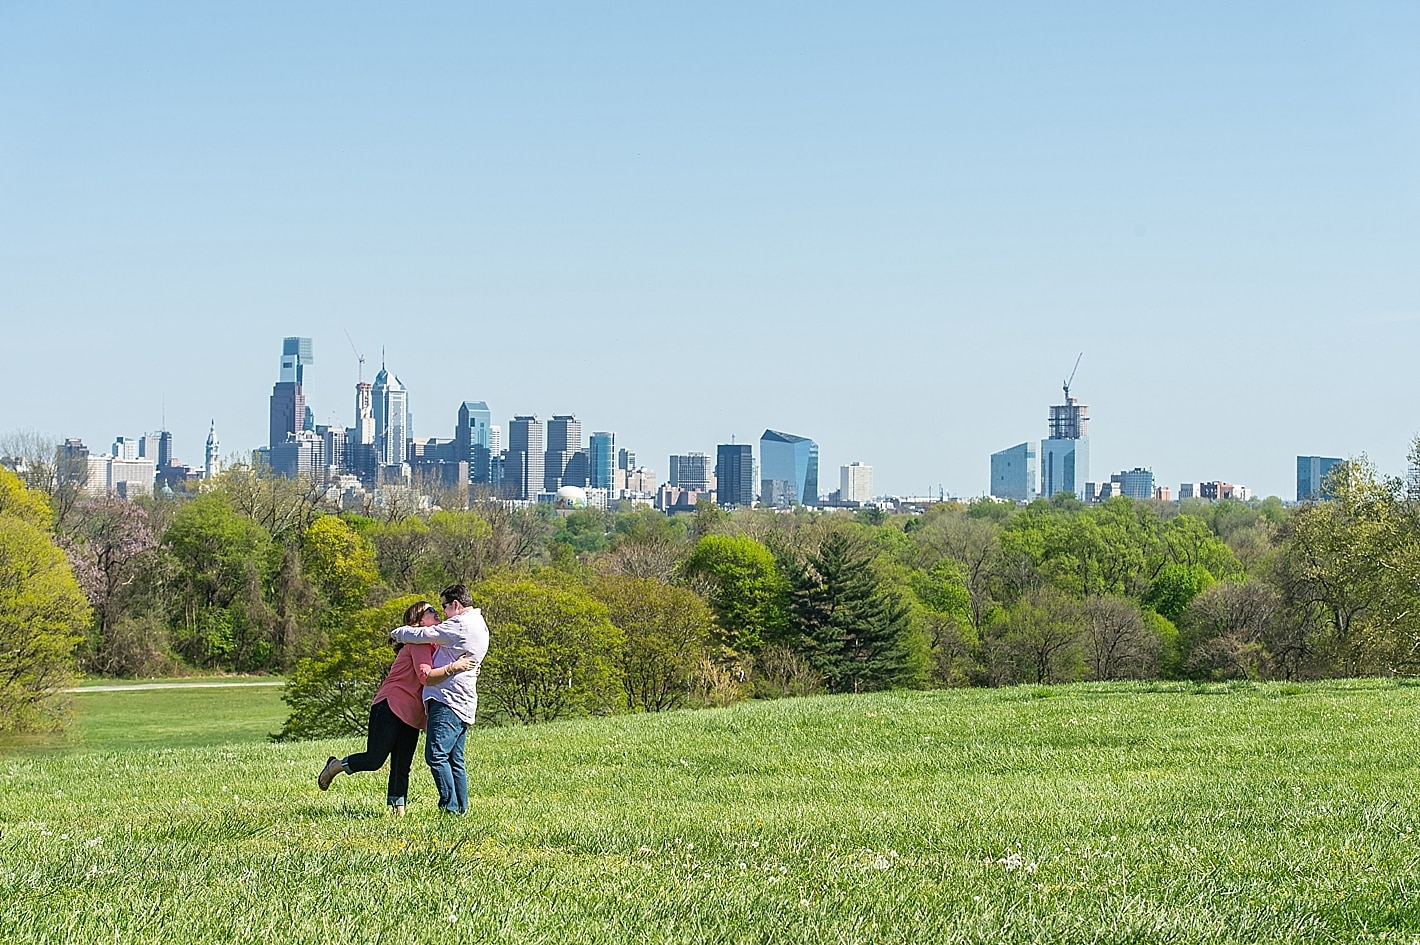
786 531 912 693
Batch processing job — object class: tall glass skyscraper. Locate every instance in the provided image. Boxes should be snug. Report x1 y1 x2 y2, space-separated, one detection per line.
269 337 313 450
372 361 408 468
457 401 493 482
990 442 1038 502
759 429 819 507
589 432 616 490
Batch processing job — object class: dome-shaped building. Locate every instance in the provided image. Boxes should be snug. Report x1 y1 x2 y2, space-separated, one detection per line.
554 485 588 510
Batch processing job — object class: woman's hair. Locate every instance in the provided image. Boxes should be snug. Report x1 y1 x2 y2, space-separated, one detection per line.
403 600 437 627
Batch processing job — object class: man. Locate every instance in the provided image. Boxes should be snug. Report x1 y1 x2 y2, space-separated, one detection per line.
388 583 489 814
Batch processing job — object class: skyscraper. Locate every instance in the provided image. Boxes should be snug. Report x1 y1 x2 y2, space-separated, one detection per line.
840 462 874 505
589 432 616 490
457 401 493 482
669 452 714 491
1297 455 1344 501
372 360 409 468
544 415 584 491
990 442 1039 503
759 429 819 507
269 336 313 450
1041 387 1089 500
507 416 544 500
716 443 755 508
353 381 375 446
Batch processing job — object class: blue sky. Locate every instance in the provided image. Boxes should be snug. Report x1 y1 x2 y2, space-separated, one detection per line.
3 3 1417 498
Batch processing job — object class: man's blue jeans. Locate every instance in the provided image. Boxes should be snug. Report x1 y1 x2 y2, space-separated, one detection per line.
424 699 469 814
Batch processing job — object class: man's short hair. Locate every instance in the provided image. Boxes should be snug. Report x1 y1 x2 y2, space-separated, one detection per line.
440 583 473 608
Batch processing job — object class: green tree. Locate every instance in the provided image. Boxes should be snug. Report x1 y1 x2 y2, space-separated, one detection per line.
683 534 785 657
591 574 715 711
300 515 378 615
474 574 625 724
164 492 276 669
784 531 918 694
991 587 1086 685
0 469 89 733
1273 456 1403 676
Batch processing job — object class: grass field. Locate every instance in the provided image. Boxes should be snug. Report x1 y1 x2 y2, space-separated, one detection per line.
3 680 1420 943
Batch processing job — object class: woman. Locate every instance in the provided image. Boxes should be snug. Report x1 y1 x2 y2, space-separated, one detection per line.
318 600 476 815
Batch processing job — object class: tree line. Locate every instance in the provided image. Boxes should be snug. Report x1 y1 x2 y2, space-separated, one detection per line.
3 431 1419 737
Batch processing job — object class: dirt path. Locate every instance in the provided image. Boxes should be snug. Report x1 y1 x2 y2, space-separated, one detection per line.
69 681 285 693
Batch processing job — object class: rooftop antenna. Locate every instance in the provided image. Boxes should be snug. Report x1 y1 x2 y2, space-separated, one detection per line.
1063 352 1083 401
344 329 365 383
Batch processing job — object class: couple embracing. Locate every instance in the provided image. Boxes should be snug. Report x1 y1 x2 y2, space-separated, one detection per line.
319 583 489 815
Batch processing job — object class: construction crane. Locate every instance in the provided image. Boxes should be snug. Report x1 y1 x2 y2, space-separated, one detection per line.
344 330 366 383
1062 352 1083 401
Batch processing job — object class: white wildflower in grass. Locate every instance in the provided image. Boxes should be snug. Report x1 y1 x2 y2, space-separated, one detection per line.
86 837 102 847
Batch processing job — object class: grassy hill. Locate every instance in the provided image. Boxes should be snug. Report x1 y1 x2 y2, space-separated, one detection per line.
3 680 1420 943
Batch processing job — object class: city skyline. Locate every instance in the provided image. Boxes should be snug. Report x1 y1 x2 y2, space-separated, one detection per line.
4 6 1416 497
25 334 1412 503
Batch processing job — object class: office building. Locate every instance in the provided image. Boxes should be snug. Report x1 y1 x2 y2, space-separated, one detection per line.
506 416 545 500
372 361 409 468
544 415 584 491
456 401 494 482
669 452 714 491
269 336 313 450
270 430 325 481
990 443 1038 503
760 429 819 507
1297 455 1344 502
1041 387 1090 500
588 432 616 490
617 448 636 472
716 443 755 508
840 462 874 505
1117 467 1154 499
112 436 140 461
353 381 375 446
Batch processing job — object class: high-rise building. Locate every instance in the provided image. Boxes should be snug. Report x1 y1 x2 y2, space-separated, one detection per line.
617 448 636 472
112 436 140 461
589 432 616 490
269 337 314 450
990 443 1038 503
1117 468 1154 499
1041 386 1090 500
544 415 583 492
353 381 375 446
457 401 494 483
840 462 874 505
759 430 819 507
716 444 755 508
669 452 714 491
372 361 409 468
205 421 221 479
507 416 545 500
1297 455 1344 502
271 430 325 480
